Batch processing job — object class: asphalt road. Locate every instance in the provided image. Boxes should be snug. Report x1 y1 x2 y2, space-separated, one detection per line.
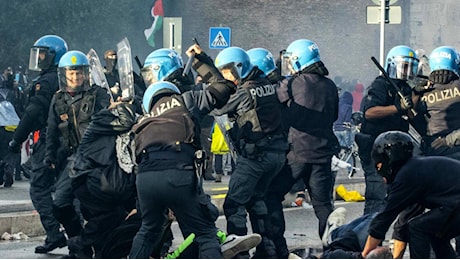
0 201 396 259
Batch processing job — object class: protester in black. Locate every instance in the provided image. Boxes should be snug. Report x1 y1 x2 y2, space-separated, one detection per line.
362 131 460 258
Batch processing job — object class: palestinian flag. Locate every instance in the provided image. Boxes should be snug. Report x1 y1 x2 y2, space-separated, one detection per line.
144 0 164 48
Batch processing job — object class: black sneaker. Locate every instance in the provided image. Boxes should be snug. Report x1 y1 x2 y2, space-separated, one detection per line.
35 237 68 254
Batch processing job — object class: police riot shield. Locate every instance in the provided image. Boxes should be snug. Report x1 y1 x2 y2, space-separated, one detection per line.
0 100 20 126
116 38 135 101
214 114 238 161
87 49 114 102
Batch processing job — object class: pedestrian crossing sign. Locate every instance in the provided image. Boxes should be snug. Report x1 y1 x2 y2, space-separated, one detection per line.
209 27 231 49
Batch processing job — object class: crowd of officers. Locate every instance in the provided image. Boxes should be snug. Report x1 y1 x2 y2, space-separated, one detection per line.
4 32 460 259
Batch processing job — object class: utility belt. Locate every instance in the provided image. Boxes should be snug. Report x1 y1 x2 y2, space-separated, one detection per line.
240 133 287 160
139 142 195 165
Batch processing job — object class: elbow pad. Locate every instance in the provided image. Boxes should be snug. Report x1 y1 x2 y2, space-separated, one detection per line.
192 53 225 83
206 80 236 109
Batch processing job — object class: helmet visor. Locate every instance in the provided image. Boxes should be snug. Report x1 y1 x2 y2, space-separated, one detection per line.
29 47 51 71
390 56 419 80
58 66 90 92
141 64 160 87
280 50 294 77
218 62 241 83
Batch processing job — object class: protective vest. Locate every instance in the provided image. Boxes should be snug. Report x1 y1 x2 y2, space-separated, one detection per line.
422 80 460 136
236 77 283 143
54 88 97 153
132 94 197 157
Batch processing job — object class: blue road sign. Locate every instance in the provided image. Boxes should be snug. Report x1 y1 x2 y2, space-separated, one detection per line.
209 27 231 49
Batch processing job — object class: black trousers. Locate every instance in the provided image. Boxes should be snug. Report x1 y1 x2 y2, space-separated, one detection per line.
73 175 128 257
408 205 460 258
130 169 221 259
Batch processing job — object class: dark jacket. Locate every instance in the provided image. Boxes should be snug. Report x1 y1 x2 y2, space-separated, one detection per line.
71 103 138 201
360 76 411 137
276 70 340 163
132 85 234 172
369 156 460 240
213 68 286 151
13 67 59 143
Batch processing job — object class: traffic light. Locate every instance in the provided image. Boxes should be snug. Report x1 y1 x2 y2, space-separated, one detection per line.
384 0 390 23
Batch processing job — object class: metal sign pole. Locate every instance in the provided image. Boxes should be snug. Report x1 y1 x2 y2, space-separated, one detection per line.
379 0 385 72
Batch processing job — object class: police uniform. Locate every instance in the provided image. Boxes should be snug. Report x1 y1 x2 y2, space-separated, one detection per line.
357 76 411 214
46 85 110 239
212 68 288 258
422 79 460 159
10 67 68 249
265 67 340 258
129 78 235 258
368 156 460 258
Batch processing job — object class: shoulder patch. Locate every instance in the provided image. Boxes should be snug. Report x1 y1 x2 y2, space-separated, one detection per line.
35 84 41 92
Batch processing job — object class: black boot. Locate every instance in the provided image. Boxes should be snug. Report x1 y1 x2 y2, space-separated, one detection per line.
35 236 68 254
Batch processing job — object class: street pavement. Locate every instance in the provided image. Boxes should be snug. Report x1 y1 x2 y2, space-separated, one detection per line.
0 168 374 258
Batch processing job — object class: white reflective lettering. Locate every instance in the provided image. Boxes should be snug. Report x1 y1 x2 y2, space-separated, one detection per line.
422 87 460 103
249 84 275 98
153 98 181 116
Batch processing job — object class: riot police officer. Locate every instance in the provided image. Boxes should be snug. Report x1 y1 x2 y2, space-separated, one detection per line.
264 39 340 258
422 46 460 158
8 35 69 254
355 45 420 215
209 47 288 258
45 50 111 257
247 47 282 85
129 44 236 259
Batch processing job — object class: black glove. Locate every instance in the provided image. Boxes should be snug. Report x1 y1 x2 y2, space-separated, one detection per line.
192 52 225 83
412 75 433 95
8 139 20 153
43 156 57 168
207 80 236 108
394 94 414 114
431 137 447 149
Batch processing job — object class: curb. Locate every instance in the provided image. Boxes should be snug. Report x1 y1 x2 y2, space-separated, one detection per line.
0 180 365 238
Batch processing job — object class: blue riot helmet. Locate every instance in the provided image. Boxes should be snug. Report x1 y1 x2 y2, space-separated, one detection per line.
29 35 68 72
281 39 321 76
384 45 419 81
428 46 460 76
58 50 91 92
142 81 181 114
141 48 184 87
247 48 277 76
215 47 254 84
